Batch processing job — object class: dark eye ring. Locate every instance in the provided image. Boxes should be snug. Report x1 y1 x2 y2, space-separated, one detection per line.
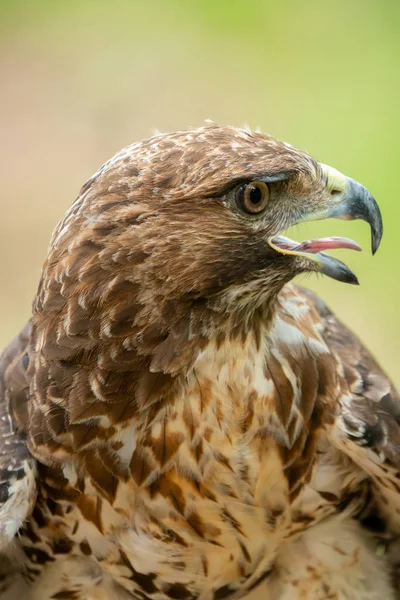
236 181 270 214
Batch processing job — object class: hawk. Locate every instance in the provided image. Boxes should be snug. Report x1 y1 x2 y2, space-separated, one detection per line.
0 124 399 600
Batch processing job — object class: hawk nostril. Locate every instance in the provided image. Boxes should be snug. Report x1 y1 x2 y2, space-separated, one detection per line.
330 188 342 197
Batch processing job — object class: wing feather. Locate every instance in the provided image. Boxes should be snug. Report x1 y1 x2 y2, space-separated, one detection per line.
0 321 36 550
297 288 400 537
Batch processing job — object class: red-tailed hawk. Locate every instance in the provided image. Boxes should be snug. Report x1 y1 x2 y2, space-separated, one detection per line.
0 124 398 600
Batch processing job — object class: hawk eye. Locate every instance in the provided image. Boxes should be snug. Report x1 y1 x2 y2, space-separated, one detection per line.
236 181 270 215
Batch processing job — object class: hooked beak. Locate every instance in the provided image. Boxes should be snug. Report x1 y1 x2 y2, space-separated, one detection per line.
269 164 383 285
321 164 383 255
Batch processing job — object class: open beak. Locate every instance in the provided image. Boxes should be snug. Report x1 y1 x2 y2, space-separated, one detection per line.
269 164 383 285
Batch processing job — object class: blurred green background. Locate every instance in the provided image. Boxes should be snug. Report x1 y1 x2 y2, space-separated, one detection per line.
0 0 398 385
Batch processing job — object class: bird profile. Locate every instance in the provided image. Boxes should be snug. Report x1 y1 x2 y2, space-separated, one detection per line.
0 124 398 600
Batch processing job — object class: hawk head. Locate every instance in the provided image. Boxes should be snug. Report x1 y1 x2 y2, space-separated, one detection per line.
49 124 381 302
34 123 382 381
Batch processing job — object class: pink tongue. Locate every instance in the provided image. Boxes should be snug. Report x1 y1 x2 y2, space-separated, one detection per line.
294 236 362 254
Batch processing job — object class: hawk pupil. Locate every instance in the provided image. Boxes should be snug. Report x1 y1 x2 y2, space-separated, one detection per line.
250 185 262 204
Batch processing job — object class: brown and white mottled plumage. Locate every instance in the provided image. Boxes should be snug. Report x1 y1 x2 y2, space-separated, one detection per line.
0 124 399 599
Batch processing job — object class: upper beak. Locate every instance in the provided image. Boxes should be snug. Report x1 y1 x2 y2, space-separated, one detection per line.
320 163 383 255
